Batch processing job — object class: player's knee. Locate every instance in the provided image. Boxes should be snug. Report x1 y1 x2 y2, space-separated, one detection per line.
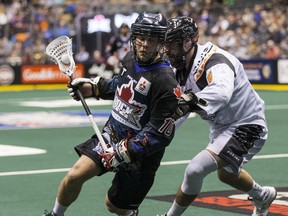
65 167 85 186
184 162 205 179
181 150 218 195
105 201 115 213
185 150 217 179
105 194 115 213
65 156 98 186
105 195 121 214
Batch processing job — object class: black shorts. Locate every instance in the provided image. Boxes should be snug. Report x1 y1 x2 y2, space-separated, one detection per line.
74 136 108 176
108 149 165 209
74 135 165 210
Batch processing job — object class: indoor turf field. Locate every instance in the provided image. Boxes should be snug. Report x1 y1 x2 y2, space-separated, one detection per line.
0 88 287 216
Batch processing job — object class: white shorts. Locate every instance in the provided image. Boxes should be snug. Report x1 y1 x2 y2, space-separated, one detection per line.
207 125 268 173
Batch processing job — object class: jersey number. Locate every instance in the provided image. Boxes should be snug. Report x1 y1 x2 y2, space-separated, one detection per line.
158 118 174 136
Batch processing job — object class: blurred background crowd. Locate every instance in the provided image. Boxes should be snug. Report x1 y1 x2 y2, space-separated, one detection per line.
0 0 287 70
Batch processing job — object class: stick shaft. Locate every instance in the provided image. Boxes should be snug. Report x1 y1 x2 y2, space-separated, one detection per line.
76 89 107 150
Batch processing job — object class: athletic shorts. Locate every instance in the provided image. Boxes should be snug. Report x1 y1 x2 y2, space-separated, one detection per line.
74 134 108 176
108 149 165 209
207 124 268 174
74 134 165 210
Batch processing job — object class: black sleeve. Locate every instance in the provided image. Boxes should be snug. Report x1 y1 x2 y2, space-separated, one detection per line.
97 77 118 100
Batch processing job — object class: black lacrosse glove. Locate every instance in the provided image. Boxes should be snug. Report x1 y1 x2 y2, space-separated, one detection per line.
67 77 101 101
173 90 207 120
233 124 263 149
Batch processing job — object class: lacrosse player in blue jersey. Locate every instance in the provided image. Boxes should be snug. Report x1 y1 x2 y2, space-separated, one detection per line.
163 16 277 216
43 12 180 216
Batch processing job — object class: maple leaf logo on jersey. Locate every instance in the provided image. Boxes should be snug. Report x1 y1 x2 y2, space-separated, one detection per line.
112 80 147 130
173 86 182 103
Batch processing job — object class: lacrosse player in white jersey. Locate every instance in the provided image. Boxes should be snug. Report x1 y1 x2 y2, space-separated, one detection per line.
164 16 277 216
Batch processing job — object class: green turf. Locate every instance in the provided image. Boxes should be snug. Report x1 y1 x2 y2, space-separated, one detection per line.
0 90 287 216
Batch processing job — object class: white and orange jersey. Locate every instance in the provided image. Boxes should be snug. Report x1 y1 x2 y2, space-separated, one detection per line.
177 42 267 138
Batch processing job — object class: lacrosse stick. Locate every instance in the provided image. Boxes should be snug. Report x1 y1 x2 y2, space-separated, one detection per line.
45 36 107 150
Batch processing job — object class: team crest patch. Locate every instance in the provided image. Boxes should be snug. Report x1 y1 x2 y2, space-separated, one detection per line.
135 77 151 96
113 80 147 130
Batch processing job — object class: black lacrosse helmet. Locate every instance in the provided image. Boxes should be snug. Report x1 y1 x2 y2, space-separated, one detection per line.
165 17 198 71
165 16 198 45
131 12 167 65
131 12 167 42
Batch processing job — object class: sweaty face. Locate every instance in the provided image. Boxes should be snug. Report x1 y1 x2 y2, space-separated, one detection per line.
165 41 183 68
134 35 160 63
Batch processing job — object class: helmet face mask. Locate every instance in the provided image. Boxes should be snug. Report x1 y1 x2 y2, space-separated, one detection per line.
131 12 167 65
134 35 161 64
165 16 199 69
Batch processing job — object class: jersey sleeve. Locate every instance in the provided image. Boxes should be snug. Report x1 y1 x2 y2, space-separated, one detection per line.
127 71 180 161
97 76 120 100
196 63 235 115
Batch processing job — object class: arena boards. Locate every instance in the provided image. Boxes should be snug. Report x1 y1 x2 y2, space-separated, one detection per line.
1 84 288 92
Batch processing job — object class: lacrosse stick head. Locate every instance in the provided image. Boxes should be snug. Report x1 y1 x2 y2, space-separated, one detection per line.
45 36 75 77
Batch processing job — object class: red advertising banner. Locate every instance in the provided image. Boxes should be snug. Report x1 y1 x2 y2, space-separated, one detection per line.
21 64 84 84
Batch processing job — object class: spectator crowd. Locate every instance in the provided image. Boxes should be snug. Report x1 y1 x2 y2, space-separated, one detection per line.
0 0 287 69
